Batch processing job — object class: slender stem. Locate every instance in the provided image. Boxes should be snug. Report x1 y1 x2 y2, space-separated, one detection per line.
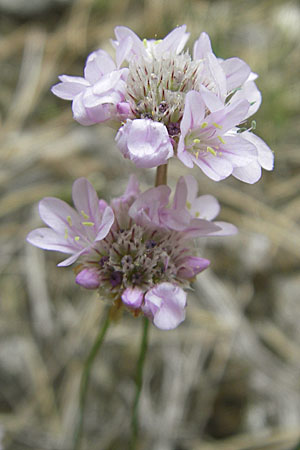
130 317 150 450
73 309 111 450
155 163 168 186
129 164 168 448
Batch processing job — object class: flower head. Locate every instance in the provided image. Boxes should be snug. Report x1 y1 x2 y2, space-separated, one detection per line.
27 175 236 330
52 26 273 182
26 178 114 266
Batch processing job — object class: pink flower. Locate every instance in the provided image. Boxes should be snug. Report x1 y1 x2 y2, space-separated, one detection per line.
76 268 100 289
142 283 187 330
27 175 237 330
171 174 238 236
51 49 130 125
116 119 173 168
177 89 273 183
112 25 190 66
27 178 114 266
51 26 273 180
122 287 144 309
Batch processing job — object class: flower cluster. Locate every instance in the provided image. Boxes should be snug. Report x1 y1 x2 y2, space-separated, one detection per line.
52 25 273 183
27 176 236 330
27 25 273 331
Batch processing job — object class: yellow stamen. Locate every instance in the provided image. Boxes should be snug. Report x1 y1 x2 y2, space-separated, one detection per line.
207 146 217 156
74 236 80 242
195 212 200 218
193 138 200 144
217 135 226 144
155 39 162 44
67 216 72 226
81 210 89 219
82 221 94 227
186 201 192 210
201 122 208 128
143 38 147 47
213 122 222 129
64 228 68 239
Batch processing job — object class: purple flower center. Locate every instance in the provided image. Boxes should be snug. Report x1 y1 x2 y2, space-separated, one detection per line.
110 270 123 287
131 271 143 284
167 122 180 137
99 256 109 267
159 101 168 113
146 239 157 249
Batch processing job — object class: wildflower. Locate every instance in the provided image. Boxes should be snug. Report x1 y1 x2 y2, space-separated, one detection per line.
26 178 114 266
27 175 236 330
51 49 130 125
52 25 273 182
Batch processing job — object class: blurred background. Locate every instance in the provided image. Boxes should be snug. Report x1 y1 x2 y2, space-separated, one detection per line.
0 0 300 449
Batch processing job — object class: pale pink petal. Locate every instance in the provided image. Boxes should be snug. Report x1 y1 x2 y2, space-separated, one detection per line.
177 256 210 278
84 49 116 83
129 185 171 226
115 35 133 67
181 90 206 135
199 85 224 112
193 32 213 60
232 161 262 184
95 206 114 241
211 221 238 235
143 283 186 330
183 175 199 205
206 52 227 101
114 26 146 61
218 135 257 167
172 176 188 210
242 131 274 170
193 154 233 181
182 218 222 239
76 268 100 289
158 25 189 55
122 287 144 308
190 195 220 220
116 119 173 169
39 197 81 234
26 228 76 253
177 138 194 168
91 71 124 97
160 208 191 231
51 76 89 100
57 248 87 267
207 99 250 133
72 177 101 227
123 174 140 199
221 57 251 92
231 80 262 117
72 92 99 126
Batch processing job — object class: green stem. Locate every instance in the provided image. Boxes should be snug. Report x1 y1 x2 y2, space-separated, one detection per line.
130 317 150 450
155 163 168 187
73 309 111 450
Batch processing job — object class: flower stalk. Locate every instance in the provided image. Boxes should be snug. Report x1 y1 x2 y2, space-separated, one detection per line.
73 308 111 450
155 163 168 187
130 317 150 450
130 163 167 449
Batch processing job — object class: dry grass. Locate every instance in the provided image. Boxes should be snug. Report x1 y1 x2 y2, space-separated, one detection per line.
0 0 300 449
